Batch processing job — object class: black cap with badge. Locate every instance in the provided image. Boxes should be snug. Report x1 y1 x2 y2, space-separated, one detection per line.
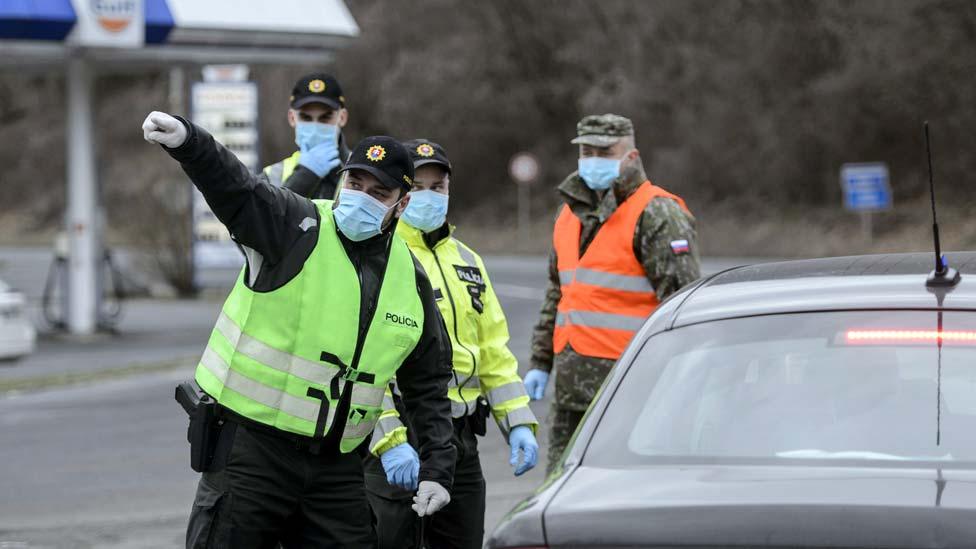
340 136 415 192
289 73 345 110
402 139 452 174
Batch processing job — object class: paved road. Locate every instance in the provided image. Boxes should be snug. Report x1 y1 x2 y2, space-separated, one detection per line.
0 251 761 548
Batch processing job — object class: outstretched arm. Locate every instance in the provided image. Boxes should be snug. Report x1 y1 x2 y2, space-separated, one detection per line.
143 111 316 266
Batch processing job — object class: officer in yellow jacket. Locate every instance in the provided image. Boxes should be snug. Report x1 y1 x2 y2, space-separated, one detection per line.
366 139 540 549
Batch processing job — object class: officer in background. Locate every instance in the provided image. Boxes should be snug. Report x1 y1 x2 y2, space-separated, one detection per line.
526 114 700 474
263 73 352 198
142 111 456 548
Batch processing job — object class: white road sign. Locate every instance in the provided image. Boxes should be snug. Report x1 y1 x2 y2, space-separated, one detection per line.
509 152 540 184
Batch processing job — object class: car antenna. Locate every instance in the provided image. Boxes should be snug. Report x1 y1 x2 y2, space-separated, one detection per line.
924 121 961 287
936 308 944 446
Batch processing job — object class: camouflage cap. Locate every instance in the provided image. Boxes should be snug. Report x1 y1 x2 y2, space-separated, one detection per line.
570 113 634 147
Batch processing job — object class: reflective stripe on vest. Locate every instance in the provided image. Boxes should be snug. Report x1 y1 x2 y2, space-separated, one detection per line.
501 407 537 433
213 311 340 386
486 381 525 408
558 268 654 293
444 376 529 420
450 386 482 418
263 152 300 187
199 346 329 425
373 415 404 441
574 268 653 292
552 181 690 360
449 371 480 390
204 311 388 407
566 310 647 332
195 200 423 452
452 399 470 418
454 239 478 267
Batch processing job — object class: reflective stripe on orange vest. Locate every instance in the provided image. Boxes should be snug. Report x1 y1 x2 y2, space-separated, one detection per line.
552 181 690 360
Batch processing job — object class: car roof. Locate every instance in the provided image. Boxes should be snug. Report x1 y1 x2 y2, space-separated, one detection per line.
670 252 976 327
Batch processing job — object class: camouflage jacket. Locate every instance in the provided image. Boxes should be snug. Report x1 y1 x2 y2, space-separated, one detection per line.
530 161 701 411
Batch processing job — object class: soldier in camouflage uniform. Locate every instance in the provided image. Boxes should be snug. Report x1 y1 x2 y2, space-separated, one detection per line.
523 114 701 473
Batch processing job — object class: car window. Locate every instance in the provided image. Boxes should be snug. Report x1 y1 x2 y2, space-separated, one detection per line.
586 311 976 468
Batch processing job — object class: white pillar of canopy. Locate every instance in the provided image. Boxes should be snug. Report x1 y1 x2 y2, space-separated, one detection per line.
65 54 98 335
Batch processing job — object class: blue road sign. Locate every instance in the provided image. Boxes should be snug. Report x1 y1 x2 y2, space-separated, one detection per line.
840 163 892 212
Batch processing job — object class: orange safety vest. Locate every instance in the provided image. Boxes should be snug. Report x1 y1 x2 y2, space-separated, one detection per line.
553 181 690 360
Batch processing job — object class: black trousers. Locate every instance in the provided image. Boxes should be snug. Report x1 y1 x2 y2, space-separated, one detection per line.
186 423 376 549
365 422 486 549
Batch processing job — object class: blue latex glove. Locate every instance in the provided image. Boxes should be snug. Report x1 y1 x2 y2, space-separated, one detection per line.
508 425 538 476
523 369 549 401
298 140 341 177
380 443 420 490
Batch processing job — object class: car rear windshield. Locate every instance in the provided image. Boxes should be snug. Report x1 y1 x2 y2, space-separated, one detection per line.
586 311 976 468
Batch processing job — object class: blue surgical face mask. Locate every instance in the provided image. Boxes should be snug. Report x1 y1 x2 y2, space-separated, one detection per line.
295 121 338 152
402 190 449 233
577 156 620 190
333 188 400 242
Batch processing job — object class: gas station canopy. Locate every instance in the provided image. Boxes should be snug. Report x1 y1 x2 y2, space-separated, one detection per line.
0 0 358 335
0 0 359 65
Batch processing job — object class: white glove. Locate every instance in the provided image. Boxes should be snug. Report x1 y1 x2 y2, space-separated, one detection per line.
412 480 450 517
142 111 187 149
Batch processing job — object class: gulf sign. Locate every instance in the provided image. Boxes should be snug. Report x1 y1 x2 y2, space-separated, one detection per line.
92 0 137 33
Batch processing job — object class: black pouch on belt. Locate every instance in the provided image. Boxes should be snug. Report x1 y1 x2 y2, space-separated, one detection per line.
469 396 490 437
175 381 232 473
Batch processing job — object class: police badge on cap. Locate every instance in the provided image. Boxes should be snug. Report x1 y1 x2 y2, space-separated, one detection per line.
402 139 452 174
341 137 415 191
290 73 345 110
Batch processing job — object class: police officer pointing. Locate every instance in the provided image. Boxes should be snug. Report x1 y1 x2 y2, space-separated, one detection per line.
263 73 352 198
142 111 456 548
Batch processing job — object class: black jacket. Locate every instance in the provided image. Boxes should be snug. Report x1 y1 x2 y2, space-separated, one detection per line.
281 134 351 200
165 118 457 489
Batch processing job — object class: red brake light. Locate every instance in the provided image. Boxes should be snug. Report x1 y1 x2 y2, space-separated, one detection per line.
845 329 976 345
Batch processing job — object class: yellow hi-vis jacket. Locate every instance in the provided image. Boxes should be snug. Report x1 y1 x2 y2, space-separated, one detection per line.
263 151 301 187
370 222 538 455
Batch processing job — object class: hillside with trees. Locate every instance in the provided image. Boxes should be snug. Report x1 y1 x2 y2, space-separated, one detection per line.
1 0 974 261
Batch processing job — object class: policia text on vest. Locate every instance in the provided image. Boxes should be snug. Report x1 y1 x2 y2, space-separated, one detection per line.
142 111 456 548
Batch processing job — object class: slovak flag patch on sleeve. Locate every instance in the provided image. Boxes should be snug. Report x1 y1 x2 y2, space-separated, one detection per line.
670 239 690 255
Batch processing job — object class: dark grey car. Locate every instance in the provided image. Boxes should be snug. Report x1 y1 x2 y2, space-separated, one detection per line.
489 252 976 549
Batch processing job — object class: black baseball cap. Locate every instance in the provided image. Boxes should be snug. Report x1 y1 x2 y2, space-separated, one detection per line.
340 136 415 192
289 73 345 110
402 139 452 174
